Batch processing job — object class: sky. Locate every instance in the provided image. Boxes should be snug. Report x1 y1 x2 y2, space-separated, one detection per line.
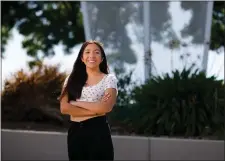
1 2 224 89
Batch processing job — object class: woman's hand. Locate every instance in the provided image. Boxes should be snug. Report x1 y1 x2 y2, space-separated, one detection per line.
101 92 111 102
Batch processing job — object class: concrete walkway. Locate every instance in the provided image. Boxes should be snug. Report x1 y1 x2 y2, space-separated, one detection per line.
2 129 224 160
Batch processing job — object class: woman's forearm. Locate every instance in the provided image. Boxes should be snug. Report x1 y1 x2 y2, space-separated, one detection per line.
69 89 117 114
70 100 112 114
66 105 98 117
60 95 99 117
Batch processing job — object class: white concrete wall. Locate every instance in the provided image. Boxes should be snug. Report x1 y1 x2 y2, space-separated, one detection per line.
2 129 224 160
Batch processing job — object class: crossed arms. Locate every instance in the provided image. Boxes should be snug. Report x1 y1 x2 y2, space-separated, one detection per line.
60 88 117 117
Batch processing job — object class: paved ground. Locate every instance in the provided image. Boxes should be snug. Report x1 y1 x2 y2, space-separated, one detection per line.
2 129 224 160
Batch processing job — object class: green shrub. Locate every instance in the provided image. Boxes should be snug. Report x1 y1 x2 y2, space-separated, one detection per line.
123 67 224 139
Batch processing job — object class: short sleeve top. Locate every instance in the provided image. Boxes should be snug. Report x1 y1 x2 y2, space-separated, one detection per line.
63 74 118 102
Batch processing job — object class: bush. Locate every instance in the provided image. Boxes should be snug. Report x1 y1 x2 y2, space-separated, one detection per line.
2 64 224 139
122 67 224 139
1 64 69 126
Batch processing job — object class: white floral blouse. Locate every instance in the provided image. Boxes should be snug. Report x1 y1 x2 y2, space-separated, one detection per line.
63 74 118 102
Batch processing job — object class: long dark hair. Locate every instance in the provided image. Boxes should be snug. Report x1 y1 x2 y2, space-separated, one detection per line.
59 40 109 102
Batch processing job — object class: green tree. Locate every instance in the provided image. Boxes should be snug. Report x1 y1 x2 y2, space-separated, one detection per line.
210 1 225 53
2 1 224 69
1 1 85 67
1 1 174 69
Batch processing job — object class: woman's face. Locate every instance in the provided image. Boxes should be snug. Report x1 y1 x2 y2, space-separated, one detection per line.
81 43 103 70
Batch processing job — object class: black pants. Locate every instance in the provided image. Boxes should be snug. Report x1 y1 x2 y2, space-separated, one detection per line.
67 116 114 160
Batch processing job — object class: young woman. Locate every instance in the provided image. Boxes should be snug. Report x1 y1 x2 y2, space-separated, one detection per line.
58 40 118 160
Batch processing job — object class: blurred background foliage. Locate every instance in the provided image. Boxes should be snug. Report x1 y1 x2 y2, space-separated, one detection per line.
1 63 224 139
1 1 224 140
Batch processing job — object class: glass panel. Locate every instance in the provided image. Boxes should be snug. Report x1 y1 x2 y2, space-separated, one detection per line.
150 1 208 77
84 1 208 82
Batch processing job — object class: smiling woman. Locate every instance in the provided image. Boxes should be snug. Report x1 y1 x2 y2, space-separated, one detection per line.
58 40 118 160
